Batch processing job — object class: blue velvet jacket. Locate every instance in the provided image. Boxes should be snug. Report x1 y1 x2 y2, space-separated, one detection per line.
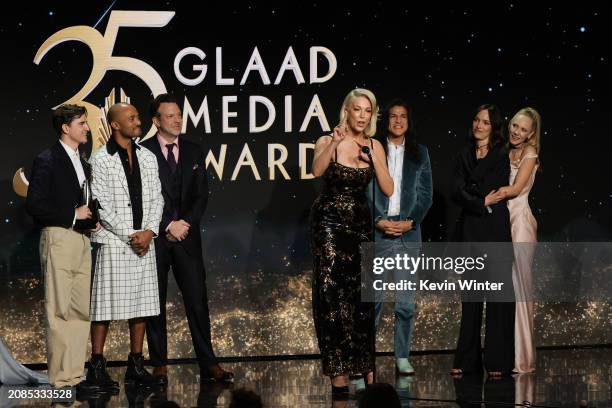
368 143 433 243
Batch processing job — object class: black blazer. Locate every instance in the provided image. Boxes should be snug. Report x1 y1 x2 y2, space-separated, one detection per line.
139 136 208 254
451 143 511 242
26 141 91 229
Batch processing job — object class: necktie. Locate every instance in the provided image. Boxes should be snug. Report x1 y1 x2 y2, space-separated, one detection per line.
166 143 177 172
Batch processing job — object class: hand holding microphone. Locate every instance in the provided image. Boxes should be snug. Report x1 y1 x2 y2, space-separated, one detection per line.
356 140 373 164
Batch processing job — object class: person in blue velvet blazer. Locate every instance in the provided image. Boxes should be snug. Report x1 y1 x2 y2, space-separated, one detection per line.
368 99 433 375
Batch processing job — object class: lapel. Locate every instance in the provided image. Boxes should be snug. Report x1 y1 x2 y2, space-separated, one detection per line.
399 149 414 217
114 153 130 197
135 147 148 204
81 157 91 181
178 137 191 204
105 141 130 197
53 141 81 195
374 177 389 216
146 137 174 197
469 144 505 183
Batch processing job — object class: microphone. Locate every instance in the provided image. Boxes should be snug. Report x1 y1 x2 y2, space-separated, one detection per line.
361 145 373 166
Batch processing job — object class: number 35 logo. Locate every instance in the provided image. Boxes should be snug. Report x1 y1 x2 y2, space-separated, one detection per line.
14 10 175 197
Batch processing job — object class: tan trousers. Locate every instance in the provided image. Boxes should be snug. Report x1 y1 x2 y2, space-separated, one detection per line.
40 227 91 387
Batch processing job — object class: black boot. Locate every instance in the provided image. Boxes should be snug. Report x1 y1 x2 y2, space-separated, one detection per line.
80 354 120 392
124 352 158 387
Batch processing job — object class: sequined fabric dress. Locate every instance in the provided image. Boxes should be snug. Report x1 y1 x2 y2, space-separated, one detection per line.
310 160 375 377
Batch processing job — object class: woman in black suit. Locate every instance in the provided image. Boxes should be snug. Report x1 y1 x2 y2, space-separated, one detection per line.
450 105 515 377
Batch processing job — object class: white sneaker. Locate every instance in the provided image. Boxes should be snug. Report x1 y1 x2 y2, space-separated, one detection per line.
396 375 415 389
350 376 366 391
396 358 415 375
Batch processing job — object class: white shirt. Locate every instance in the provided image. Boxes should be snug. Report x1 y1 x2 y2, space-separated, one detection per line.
386 137 405 217
60 139 86 227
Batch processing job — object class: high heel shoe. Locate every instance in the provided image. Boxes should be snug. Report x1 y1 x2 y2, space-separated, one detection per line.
331 385 349 397
363 371 375 387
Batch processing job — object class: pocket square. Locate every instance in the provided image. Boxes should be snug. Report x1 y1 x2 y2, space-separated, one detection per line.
192 164 199 170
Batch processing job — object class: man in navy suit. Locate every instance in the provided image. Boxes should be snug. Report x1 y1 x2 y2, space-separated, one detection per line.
370 99 433 375
26 104 98 390
141 94 233 385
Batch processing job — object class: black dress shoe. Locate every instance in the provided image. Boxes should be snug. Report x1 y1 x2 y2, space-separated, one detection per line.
201 364 235 383
81 354 120 392
152 365 168 386
152 374 168 387
124 352 159 387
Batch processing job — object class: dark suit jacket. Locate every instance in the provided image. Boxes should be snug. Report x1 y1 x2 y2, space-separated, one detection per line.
451 143 511 242
369 143 433 243
26 141 91 229
139 136 208 255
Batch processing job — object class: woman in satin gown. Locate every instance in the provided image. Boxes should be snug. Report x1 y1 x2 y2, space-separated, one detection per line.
310 89 393 394
497 107 542 374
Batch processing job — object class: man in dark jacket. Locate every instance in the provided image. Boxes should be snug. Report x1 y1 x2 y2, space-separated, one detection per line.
26 104 97 389
141 94 233 385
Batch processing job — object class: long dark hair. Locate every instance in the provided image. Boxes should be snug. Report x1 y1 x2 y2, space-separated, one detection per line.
379 98 420 162
470 104 505 148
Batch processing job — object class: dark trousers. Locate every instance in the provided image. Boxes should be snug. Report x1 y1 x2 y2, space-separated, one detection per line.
146 239 218 369
453 301 515 373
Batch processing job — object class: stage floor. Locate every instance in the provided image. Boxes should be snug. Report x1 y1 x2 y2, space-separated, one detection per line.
2 347 610 407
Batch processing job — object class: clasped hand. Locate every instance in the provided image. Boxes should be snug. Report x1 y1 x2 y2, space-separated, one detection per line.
376 219 413 237
166 220 190 242
129 230 154 257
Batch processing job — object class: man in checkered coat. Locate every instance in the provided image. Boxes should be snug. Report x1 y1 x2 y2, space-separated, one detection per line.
86 103 163 389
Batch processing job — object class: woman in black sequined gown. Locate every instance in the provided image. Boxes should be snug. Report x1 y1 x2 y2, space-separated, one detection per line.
310 89 394 393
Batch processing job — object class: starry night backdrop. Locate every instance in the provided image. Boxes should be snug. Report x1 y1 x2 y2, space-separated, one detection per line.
0 2 610 363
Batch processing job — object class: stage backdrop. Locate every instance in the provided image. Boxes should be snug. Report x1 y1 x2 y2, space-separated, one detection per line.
1 3 610 363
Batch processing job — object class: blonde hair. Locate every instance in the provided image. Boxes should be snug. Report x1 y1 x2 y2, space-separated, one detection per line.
510 107 542 153
338 88 379 137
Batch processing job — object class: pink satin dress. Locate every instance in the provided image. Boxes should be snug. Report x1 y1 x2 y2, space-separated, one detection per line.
508 152 538 374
